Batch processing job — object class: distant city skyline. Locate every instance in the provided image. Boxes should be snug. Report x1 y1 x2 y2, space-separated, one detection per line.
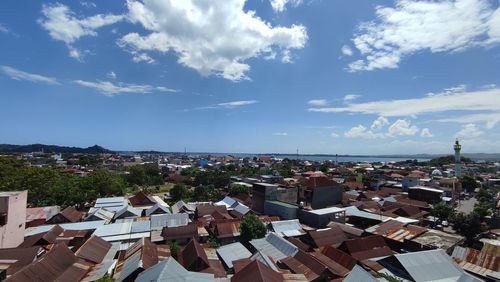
1 0 499 155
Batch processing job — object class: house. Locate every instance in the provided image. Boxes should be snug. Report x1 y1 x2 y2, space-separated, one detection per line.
250 232 299 262
145 203 171 216
452 241 500 280
5 243 92 282
299 176 343 209
271 219 305 237
231 260 284 282
128 191 157 207
93 197 128 213
114 205 142 220
84 208 115 224
338 235 393 261
135 257 214 282
211 219 241 244
305 226 348 248
46 206 83 224
281 249 334 281
252 183 279 213
178 238 210 272
162 222 198 244
0 246 43 278
298 207 346 229
113 238 168 282
343 265 378 282
0 191 27 248
25 206 60 227
216 242 252 269
408 186 443 204
264 200 298 220
378 249 482 282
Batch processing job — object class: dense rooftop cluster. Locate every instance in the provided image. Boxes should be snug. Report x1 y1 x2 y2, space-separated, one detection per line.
0 150 499 281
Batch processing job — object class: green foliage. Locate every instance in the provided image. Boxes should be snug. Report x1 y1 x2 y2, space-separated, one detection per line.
473 201 491 219
230 184 249 196
379 272 403 282
240 214 266 242
193 169 230 188
461 175 478 193
452 212 485 244
428 155 472 167
96 274 115 282
170 241 180 259
432 202 455 221
127 164 164 186
170 183 188 201
207 236 220 248
193 184 222 202
0 156 125 208
476 187 492 203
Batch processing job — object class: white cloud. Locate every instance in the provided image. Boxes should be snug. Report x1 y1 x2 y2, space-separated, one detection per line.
269 0 303 13
80 1 96 8
308 99 327 106
39 3 123 60
217 100 258 108
348 0 500 72
1 65 59 85
420 128 433 137
107 71 117 79
341 45 353 56
343 94 360 102
0 23 10 34
439 112 500 129
119 0 307 81
273 132 288 136
330 132 340 138
74 80 178 96
308 87 500 117
456 123 484 139
344 125 385 139
371 116 389 130
388 119 419 136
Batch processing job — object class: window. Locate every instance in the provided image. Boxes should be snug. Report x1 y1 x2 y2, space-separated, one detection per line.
0 213 7 226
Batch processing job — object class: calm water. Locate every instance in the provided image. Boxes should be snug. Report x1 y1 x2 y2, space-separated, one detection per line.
197 153 430 163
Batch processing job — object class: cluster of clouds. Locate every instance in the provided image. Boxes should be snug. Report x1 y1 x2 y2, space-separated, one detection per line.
343 0 500 71
339 117 432 139
313 84 500 142
0 65 177 96
37 0 308 81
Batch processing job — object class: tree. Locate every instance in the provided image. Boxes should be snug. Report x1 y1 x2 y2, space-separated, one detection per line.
461 175 478 194
432 202 455 221
230 184 249 196
170 241 180 259
240 214 266 242
476 187 492 203
473 201 491 219
452 212 484 245
170 183 187 201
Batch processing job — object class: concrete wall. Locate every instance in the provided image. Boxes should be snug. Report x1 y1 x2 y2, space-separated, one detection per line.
264 201 298 220
0 191 27 248
311 186 343 209
298 209 345 229
276 187 298 204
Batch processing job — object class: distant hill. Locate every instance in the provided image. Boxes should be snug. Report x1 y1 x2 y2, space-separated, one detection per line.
0 144 113 154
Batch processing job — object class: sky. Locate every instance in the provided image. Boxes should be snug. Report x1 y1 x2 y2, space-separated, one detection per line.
0 0 499 155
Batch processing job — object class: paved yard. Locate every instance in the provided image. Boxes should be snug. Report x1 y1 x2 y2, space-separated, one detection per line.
456 197 477 214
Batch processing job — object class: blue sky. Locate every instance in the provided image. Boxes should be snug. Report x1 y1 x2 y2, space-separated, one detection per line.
0 0 499 154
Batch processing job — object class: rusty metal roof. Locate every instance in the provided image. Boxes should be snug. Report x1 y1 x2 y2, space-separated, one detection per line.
321 246 357 270
310 251 350 277
19 225 64 247
308 226 347 248
0 246 42 276
75 235 112 264
5 243 89 282
340 235 393 260
161 222 198 240
26 206 60 222
231 260 283 282
178 238 210 271
214 220 241 239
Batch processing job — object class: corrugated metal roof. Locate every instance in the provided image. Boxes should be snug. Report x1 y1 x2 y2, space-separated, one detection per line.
114 205 142 219
26 206 60 222
309 226 347 248
216 242 251 268
250 232 298 262
151 213 189 230
271 219 305 237
390 249 465 281
131 220 151 233
231 260 282 282
343 265 378 282
135 257 214 282
75 235 112 263
25 220 106 236
85 208 115 223
145 203 171 216
93 222 132 237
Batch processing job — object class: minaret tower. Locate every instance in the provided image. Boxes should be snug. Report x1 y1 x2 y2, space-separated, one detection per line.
454 139 462 177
